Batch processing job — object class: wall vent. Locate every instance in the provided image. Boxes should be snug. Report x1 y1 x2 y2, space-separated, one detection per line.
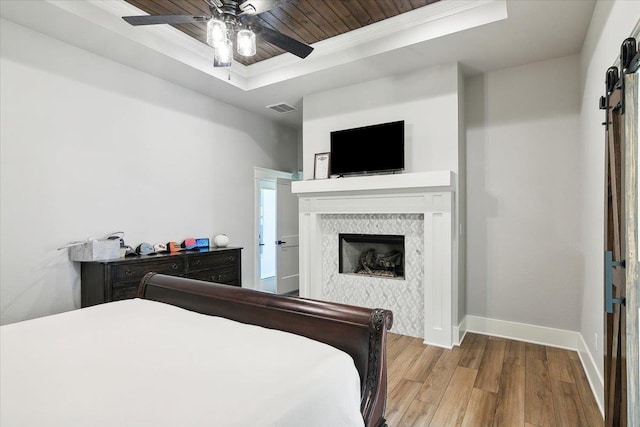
266 102 298 114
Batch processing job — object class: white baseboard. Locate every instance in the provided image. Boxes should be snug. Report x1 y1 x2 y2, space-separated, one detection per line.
464 315 579 349
459 315 604 416
576 332 605 416
453 316 467 346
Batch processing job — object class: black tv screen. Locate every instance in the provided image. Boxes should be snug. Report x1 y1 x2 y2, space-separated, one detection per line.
330 120 404 176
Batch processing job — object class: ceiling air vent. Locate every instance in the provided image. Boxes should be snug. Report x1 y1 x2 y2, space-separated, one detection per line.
266 102 298 114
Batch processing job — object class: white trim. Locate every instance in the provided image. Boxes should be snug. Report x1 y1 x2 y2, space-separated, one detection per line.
50 0 248 87
577 332 605 417
296 175 457 348
245 0 507 88
253 168 294 291
254 167 294 181
34 0 507 91
459 315 604 416
291 171 454 195
453 316 467 346
465 315 579 349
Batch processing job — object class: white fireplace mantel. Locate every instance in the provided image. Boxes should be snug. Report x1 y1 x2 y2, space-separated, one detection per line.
291 170 454 196
292 171 459 348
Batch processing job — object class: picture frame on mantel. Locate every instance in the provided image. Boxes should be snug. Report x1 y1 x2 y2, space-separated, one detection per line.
314 152 330 179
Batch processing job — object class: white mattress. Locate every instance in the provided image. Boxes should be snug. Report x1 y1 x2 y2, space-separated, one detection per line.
0 299 365 427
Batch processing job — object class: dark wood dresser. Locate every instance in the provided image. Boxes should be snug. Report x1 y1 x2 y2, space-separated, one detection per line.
80 247 242 307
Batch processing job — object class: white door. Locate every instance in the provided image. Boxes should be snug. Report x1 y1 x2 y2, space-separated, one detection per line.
258 179 276 292
275 177 299 294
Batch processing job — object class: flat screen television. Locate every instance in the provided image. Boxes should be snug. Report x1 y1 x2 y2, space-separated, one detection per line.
330 120 404 176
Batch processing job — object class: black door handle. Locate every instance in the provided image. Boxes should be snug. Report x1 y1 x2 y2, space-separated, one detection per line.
276 240 286 245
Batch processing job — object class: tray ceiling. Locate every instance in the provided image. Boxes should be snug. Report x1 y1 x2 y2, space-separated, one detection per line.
124 0 440 66
0 0 596 127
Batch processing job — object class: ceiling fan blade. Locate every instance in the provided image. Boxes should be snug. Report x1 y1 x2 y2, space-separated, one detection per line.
238 0 283 15
253 24 313 59
122 15 208 26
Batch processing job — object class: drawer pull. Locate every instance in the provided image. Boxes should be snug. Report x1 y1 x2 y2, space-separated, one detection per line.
211 276 217 282
227 256 235 261
125 269 133 276
172 264 179 270
195 260 201 266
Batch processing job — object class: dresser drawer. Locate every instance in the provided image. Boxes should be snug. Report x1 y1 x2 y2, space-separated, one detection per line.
112 281 140 300
187 251 239 272
81 248 242 307
188 266 239 286
110 258 185 284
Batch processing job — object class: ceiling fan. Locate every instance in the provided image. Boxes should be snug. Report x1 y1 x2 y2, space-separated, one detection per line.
122 0 314 67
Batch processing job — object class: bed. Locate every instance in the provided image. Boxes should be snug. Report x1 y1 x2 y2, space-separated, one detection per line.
0 273 393 427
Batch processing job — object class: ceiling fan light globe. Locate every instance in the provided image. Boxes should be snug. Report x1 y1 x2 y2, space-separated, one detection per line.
206 18 227 48
237 29 256 57
213 38 233 67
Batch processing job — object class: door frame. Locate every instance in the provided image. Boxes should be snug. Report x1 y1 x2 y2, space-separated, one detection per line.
253 167 295 291
623 71 639 426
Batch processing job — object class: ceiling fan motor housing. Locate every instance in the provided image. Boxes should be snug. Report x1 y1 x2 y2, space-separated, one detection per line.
220 0 238 21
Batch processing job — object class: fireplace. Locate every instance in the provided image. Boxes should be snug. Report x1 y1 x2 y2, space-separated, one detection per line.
292 171 458 347
339 233 405 279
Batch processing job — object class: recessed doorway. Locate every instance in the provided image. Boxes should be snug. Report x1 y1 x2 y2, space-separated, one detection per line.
258 179 276 292
254 167 300 294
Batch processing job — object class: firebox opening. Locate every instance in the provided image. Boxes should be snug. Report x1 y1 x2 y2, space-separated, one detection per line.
339 233 405 279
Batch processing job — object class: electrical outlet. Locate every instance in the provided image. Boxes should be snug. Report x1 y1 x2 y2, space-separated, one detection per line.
595 332 598 351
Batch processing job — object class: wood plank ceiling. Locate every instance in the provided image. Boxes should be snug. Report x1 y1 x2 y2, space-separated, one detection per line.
123 0 440 66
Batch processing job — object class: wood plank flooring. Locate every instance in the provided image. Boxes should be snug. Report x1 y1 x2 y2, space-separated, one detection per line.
385 332 602 426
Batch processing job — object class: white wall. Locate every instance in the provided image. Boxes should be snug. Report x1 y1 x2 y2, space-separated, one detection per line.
466 54 583 331
302 63 464 325
0 19 298 325
579 0 640 391
302 63 462 179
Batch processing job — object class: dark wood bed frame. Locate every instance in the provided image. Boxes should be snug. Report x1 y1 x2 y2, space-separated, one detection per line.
138 273 393 427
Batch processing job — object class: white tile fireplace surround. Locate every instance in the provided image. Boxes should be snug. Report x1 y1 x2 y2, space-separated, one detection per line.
321 214 424 337
292 171 458 348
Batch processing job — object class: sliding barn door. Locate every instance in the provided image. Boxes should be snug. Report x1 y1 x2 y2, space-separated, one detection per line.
604 67 627 427
602 36 639 427
623 71 639 427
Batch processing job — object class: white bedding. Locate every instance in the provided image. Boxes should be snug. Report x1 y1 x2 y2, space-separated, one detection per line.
0 299 365 427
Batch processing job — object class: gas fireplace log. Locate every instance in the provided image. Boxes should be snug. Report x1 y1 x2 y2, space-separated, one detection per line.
355 249 403 276
378 251 402 268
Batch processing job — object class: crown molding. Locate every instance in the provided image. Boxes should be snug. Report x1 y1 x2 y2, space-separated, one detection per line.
48 0 250 89
245 0 508 89
37 0 506 91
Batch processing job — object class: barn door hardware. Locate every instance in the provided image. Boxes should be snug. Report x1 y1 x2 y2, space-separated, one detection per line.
618 37 637 115
599 66 619 129
621 37 639 74
599 37 638 121
604 250 626 314
599 94 609 128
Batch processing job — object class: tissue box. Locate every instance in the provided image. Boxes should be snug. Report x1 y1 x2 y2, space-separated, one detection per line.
68 239 120 262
